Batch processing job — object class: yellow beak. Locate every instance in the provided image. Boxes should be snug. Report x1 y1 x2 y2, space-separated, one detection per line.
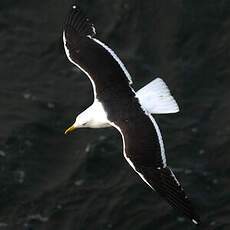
65 125 77 135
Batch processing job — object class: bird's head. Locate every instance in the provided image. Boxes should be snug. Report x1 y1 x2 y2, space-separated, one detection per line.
65 110 92 134
65 102 111 135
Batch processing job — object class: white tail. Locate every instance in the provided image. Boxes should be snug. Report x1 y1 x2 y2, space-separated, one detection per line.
136 78 179 114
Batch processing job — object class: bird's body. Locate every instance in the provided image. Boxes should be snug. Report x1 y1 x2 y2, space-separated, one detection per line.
63 4 200 224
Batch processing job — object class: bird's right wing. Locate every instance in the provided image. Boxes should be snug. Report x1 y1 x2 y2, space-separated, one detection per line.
63 3 132 98
63 4 97 94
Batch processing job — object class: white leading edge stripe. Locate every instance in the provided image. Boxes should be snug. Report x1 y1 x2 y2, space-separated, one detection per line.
63 32 97 97
110 121 155 191
92 38 133 85
149 115 167 168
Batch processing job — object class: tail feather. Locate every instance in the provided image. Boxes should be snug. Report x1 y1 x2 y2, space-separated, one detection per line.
136 78 179 114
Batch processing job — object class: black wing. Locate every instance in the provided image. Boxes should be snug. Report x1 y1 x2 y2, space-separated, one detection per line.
117 114 200 224
63 4 132 99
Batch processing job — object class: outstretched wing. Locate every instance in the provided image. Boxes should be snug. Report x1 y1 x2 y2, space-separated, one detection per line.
113 115 200 224
63 4 132 98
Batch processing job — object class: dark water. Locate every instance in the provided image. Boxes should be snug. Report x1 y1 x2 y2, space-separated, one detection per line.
0 0 229 229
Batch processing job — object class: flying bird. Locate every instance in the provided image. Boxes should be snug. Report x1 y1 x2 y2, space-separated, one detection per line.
63 3 200 224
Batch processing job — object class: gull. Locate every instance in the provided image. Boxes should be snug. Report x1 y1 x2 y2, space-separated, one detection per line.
63 3 200 224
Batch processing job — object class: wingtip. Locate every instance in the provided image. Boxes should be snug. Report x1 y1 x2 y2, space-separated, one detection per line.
192 216 201 226
64 2 96 38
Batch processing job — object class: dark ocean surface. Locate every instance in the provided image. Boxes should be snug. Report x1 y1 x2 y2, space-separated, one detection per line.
0 0 230 229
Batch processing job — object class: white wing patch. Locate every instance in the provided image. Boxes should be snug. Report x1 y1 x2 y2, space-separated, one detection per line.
136 78 179 114
92 38 133 85
148 115 167 168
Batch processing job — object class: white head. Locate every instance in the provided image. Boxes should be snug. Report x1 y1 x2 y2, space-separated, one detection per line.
65 100 111 134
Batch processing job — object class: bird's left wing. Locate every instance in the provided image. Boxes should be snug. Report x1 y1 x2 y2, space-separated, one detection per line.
112 115 200 224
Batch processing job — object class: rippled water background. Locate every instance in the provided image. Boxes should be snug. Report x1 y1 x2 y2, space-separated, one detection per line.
0 0 230 229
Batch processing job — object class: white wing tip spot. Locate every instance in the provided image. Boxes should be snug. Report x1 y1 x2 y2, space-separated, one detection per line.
192 219 198 225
